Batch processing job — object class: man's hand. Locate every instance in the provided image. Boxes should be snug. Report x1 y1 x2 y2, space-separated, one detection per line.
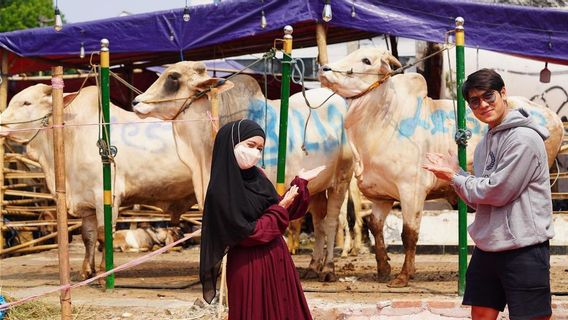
298 165 326 182
279 185 299 209
422 152 459 182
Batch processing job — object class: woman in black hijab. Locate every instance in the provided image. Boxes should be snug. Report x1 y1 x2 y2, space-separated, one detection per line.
199 119 323 320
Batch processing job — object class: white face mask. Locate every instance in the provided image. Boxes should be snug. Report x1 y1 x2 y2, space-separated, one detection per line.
234 143 261 170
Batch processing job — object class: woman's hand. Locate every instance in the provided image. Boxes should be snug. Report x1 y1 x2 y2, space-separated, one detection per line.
298 165 326 182
422 152 459 181
278 185 299 209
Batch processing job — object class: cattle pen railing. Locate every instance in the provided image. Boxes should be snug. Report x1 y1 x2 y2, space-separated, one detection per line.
0 139 202 257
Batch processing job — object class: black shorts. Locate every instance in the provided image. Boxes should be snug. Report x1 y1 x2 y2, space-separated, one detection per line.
462 241 551 319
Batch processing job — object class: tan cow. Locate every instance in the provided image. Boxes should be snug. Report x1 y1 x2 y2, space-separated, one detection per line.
132 62 353 281
0 85 196 279
319 48 564 287
113 227 184 252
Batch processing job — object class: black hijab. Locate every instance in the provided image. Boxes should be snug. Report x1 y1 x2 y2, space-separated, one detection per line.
199 119 280 303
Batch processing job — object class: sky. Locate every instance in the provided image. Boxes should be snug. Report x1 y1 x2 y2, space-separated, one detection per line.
57 0 214 23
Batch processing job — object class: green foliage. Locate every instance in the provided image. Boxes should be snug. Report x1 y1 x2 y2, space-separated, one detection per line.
0 0 57 32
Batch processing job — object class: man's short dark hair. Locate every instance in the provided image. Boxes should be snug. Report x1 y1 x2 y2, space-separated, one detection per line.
461 68 505 101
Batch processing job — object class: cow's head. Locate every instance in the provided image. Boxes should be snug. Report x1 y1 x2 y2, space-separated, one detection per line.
132 61 234 120
319 48 401 98
0 84 54 144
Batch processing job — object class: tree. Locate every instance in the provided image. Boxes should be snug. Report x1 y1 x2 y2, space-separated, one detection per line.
0 0 58 33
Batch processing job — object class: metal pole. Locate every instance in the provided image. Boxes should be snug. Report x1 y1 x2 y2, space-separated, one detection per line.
455 17 467 296
51 66 72 319
0 50 8 253
100 39 114 289
276 26 293 195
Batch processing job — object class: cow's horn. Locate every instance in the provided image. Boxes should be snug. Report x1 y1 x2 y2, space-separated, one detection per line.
387 54 402 68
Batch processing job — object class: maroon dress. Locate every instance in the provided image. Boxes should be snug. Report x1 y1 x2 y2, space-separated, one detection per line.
226 177 312 320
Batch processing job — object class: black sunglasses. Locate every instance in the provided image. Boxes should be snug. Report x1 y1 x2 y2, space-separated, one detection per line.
467 90 498 110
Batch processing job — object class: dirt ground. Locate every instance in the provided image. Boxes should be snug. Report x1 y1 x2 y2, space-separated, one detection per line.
1 236 568 319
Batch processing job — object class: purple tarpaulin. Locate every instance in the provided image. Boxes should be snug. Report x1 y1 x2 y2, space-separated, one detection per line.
0 0 567 74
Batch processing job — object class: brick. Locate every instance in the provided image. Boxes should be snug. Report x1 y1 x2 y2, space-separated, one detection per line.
391 300 424 308
427 301 457 309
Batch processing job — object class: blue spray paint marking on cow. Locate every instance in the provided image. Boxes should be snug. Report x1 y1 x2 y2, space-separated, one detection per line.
398 98 483 138
247 98 344 166
398 98 430 137
110 116 170 153
528 110 547 127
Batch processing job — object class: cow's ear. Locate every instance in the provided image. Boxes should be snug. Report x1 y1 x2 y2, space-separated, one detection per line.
63 93 78 108
195 78 235 95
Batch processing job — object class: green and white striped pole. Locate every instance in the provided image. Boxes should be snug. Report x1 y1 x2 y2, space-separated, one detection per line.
100 39 114 290
455 17 468 296
276 26 293 195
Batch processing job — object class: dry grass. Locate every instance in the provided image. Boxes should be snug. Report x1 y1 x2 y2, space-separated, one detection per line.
4 296 97 320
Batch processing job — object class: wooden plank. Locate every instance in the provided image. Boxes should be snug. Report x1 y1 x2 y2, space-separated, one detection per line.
2 211 41 217
10 244 58 255
4 206 56 212
5 172 46 179
552 193 568 200
2 219 81 228
3 198 47 205
4 189 54 199
5 154 41 167
2 182 45 189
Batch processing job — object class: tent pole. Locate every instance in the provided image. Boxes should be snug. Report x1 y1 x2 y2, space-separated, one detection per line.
316 23 328 66
455 17 468 297
100 39 115 290
52 65 73 320
0 49 8 252
276 26 294 195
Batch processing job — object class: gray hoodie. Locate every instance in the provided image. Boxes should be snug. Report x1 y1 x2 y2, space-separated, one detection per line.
452 108 554 252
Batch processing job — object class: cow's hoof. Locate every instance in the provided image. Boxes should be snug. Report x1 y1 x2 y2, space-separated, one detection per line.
340 251 349 258
387 275 409 288
350 248 360 256
376 263 391 282
301 268 320 279
319 271 337 282
319 262 337 282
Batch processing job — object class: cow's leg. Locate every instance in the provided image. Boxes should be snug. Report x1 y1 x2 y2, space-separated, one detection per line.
319 186 347 282
286 218 303 255
302 192 326 279
352 207 370 256
166 201 191 227
388 191 425 288
80 212 97 280
349 180 364 256
337 193 350 258
369 200 394 282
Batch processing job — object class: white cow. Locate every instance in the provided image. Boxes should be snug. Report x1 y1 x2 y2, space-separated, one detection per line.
319 48 564 287
0 84 196 279
132 62 353 281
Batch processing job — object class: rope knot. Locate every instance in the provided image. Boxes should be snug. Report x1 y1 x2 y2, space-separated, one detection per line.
97 139 118 162
454 128 472 147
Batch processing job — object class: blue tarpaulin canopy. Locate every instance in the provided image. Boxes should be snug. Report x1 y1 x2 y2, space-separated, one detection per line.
1 0 567 74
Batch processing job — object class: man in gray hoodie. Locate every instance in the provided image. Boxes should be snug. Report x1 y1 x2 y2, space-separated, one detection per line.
423 69 553 320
